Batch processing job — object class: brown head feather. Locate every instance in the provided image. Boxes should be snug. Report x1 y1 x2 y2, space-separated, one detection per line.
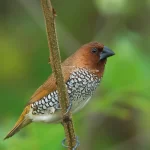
62 41 106 77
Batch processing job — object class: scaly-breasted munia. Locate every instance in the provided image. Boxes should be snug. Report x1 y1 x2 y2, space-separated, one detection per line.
4 42 115 140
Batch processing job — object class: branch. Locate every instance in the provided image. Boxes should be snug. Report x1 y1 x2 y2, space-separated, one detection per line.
40 0 77 149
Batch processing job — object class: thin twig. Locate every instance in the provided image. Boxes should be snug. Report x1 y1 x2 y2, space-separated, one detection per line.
40 0 77 149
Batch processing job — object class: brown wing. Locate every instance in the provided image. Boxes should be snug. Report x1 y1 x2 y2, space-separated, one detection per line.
27 66 76 105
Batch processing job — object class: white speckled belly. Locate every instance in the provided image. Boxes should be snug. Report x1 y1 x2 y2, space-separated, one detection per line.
28 68 101 123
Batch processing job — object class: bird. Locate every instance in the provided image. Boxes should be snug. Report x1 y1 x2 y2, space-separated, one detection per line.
4 42 115 140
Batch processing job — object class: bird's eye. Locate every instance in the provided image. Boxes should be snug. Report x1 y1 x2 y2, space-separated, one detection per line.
91 47 98 53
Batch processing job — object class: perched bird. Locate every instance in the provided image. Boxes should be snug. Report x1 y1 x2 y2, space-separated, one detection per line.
4 42 115 140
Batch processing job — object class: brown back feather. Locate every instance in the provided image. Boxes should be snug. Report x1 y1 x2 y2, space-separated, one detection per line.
27 66 75 105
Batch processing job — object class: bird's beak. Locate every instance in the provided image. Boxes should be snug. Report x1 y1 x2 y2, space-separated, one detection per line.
100 46 115 60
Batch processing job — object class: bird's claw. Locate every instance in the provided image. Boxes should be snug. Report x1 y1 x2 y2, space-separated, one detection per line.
55 103 61 110
55 102 72 115
64 102 72 115
62 136 80 150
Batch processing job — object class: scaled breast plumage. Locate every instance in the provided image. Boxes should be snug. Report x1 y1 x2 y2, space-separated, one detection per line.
31 68 101 115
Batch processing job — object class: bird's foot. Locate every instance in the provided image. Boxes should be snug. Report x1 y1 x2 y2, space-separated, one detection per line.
64 102 72 115
55 103 61 110
62 136 80 150
55 102 72 115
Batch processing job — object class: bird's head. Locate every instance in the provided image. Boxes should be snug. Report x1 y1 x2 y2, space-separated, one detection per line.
79 42 114 65
63 42 115 77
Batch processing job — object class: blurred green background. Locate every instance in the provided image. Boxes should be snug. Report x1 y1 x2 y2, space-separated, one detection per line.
0 0 150 150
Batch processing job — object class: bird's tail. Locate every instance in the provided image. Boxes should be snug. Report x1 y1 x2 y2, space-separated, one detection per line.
4 106 32 140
